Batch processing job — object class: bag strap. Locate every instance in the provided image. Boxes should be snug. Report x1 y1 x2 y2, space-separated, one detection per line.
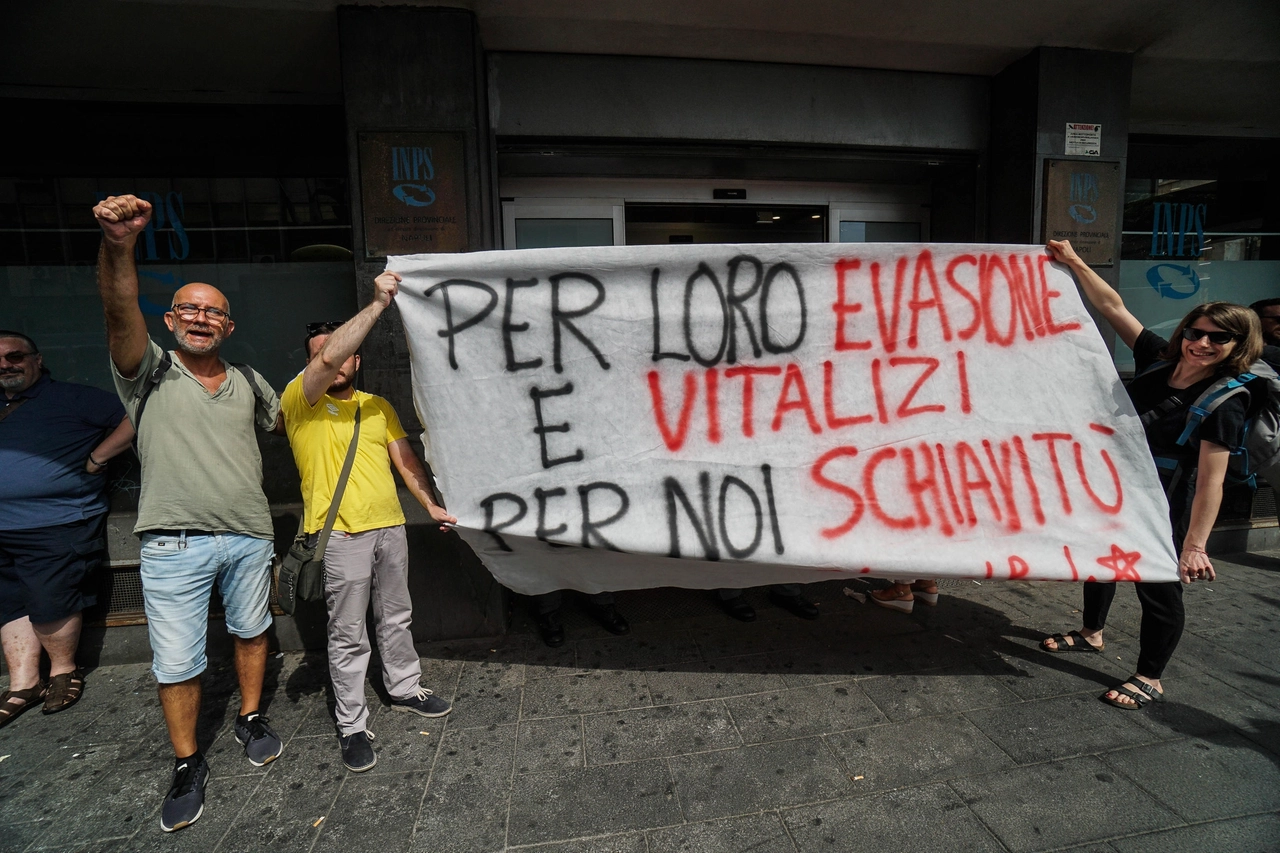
131 350 174 446
1176 375 1253 447
0 397 29 423
314 404 362 561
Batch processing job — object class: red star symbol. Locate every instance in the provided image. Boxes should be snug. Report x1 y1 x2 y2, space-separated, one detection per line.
1095 544 1142 581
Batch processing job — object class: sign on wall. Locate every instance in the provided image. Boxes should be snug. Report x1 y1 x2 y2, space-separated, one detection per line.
392 243 1176 595
1042 159 1120 266
358 131 468 257
1064 122 1102 157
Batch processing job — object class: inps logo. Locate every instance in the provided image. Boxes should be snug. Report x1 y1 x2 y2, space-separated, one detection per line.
391 146 436 208
1068 172 1099 224
1145 263 1201 300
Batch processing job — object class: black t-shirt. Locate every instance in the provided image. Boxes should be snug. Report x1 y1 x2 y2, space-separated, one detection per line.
1126 329 1248 464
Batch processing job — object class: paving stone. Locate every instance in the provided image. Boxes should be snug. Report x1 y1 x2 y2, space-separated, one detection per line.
220 735 345 853
688 621 822 660
1239 723 1280 756
359 711 442 775
645 659 787 705
521 670 652 719
519 831 648 853
412 724 515 853
506 759 682 846
951 755 1181 852
577 632 702 671
313 769 428 853
0 820 51 852
1125 672 1280 739
965 693 1160 764
978 642 1131 701
21 761 163 849
725 680 885 742
783 782 1005 853
764 644 883 687
1104 733 1280 822
1175 631 1280 707
583 701 740 765
824 714 1015 793
857 668 1022 722
646 811 793 852
521 641 584 680
667 738 850 821
1109 813 1280 853
452 658 525 729
516 716 585 773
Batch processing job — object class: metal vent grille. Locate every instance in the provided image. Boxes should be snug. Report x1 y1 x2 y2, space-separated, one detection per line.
1254 485 1277 521
87 565 284 626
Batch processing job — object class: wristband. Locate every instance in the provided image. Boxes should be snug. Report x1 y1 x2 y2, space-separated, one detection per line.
88 453 105 468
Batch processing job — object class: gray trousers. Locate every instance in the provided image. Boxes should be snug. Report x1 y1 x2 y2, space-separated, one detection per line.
323 525 422 736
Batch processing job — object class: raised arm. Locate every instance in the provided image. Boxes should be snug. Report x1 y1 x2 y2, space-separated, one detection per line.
388 438 457 531
1046 239 1144 350
93 195 154 379
302 271 401 406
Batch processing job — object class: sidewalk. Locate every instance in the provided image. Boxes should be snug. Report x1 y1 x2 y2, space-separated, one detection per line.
2 552 1278 853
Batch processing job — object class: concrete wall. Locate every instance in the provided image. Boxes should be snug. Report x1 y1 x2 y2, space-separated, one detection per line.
490 52 988 151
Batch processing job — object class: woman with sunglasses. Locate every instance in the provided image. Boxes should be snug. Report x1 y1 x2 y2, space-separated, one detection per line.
1039 239 1263 711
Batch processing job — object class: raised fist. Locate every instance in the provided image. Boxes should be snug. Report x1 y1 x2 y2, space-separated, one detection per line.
373 270 401 308
93 195 153 244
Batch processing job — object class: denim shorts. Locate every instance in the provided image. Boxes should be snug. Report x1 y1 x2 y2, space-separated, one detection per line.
139 530 274 684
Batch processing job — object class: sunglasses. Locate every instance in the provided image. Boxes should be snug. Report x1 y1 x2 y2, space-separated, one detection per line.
1182 327 1241 345
1 351 37 365
305 320 347 340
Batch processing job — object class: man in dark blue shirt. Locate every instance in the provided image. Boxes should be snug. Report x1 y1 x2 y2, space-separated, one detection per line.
0 331 134 727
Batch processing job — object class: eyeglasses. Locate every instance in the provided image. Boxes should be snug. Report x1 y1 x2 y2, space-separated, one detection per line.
305 321 346 340
1182 327 1240 345
1 351 36 365
171 303 229 322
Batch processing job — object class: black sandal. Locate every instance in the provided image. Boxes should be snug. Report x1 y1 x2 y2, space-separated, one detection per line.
0 682 48 728
1102 677 1163 711
1040 630 1103 653
43 669 85 715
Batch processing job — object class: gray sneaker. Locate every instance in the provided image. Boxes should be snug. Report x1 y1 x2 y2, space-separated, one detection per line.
339 729 377 772
390 686 452 718
233 712 283 767
160 755 209 832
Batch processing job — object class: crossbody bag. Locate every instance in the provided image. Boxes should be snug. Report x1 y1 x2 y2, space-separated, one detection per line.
277 406 361 615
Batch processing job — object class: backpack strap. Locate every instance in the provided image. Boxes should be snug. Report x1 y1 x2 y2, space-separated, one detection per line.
1133 361 1184 429
131 350 173 447
1176 374 1253 447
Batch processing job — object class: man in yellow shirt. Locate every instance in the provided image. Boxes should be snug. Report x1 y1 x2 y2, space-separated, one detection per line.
282 270 457 773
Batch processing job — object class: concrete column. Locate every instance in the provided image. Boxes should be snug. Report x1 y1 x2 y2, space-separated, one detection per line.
337 5 503 641
987 47 1133 342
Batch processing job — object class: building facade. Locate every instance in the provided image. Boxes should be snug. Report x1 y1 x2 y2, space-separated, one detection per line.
3 1 1277 645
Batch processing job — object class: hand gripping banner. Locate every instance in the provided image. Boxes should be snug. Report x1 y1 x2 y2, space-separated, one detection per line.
391 243 1177 595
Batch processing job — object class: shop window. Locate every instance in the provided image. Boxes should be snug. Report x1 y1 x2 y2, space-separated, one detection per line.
0 174 357 393
515 218 614 249
1116 176 1278 373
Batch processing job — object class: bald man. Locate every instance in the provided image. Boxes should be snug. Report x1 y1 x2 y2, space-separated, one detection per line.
95 194 285 832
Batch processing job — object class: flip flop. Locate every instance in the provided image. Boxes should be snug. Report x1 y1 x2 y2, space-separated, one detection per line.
1040 630 1103 653
1102 677 1163 711
0 682 47 728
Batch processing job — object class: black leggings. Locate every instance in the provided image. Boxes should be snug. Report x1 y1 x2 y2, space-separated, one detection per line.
1082 580 1185 679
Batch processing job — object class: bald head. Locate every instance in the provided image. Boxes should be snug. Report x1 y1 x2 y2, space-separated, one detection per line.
172 282 230 314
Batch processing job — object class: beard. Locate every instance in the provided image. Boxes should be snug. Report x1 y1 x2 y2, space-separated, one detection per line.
0 370 28 391
173 325 224 355
328 372 354 393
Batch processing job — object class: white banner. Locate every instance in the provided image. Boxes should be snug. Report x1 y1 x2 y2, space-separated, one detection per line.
391 243 1176 594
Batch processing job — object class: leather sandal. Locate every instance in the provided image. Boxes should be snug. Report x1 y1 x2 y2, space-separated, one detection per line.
0 681 47 728
1101 677 1163 711
909 581 940 607
869 586 914 614
43 669 85 715
1040 630 1103 653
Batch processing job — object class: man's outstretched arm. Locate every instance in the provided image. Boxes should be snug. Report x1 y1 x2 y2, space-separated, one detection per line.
93 195 153 379
388 437 458 532
302 271 401 406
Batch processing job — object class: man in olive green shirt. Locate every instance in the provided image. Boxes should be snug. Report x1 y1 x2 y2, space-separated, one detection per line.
95 193 285 833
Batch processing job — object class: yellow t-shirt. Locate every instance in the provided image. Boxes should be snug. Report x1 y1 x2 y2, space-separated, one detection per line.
282 375 409 534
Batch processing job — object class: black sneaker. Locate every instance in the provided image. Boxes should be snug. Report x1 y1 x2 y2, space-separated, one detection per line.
233 711 283 767
534 611 565 647
590 603 631 636
390 686 452 718
339 729 377 772
160 754 209 832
